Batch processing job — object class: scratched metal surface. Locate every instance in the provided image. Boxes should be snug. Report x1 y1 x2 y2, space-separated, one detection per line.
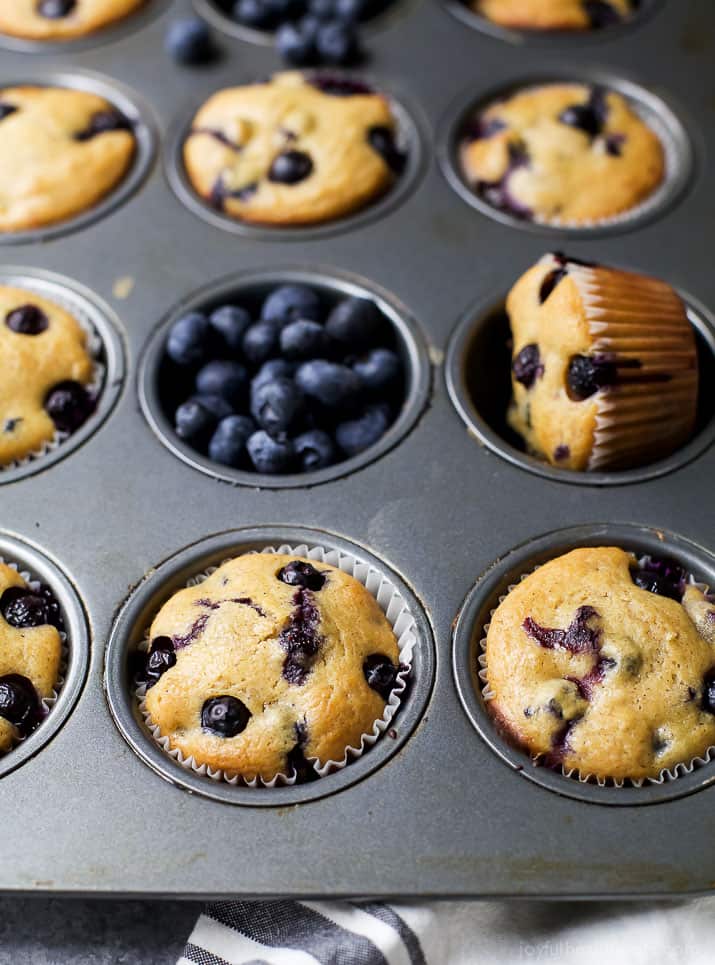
0 0 713 898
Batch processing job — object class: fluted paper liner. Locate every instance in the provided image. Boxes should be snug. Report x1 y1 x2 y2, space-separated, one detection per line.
0 555 67 755
135 543 417 788
558 259 699 471
477 555 715 788
1 279 106 474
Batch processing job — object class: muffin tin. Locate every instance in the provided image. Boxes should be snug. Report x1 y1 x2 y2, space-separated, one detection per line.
0 0 714 899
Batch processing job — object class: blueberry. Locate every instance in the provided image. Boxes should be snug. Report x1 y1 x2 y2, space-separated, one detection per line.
74 110 132 142
367 125 406 174
232 0 276 28
335 403 390 456
539 268 567 304
268 150 314 184
251 378 304 435
294 429 335 470
0 675 41 737
261 285 322 327
352 348 401 394
276 21 316 65
280 320 325 359
512 344 543 389
165 18 214 65
209 304 252 353
167 312 212 367
0 103 18 122
247 430 295 473
44 381 94 433
559 104 602 138
253 358 296 390
174 399 217 444
277 560 326 590
566 354 617 400
37 0 75 16
195 359 248 406
585 0 622 28
335 0 368 21
1 586 52 628
35 584 64 631
702 668 715 715
269 0 307 17
325 296 381 351
316 20 360 65
296 13 321 40
191 393 234 420
242 321 279 366
201 695 251 737
363 653 399 700
631 557 686 602
208 414 255 467
295 359 363 407
308 0 334 17
5 304 49 335
142 637 177 689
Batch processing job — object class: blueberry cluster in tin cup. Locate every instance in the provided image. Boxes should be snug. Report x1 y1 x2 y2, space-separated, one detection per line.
162 281 406 475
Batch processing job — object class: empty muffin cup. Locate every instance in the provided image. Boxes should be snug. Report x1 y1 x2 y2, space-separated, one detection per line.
453 523 715 805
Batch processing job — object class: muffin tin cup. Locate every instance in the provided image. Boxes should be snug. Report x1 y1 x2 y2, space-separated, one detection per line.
165 71 429 242
0 267 127 485
452 523 715 806
440 0 665 47
436 69 694 237
0 533 89 779
0 2 162 54
444 284 715 486
0 69 157 246
104 526 435 806
139 265 431 488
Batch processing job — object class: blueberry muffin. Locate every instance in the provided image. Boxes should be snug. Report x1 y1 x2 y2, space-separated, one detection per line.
484 547 715 782
139 554 402 781
183 72 406 226
473 0 635 30
0 1 145 41
506 253 698 471
460 84 664 224
0 86 136 233
1 286 95 467
0 564 63 753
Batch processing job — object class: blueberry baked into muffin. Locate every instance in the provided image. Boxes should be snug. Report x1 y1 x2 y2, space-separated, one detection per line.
1 286 95 467
0 0 145 41
472 0 636 31
459 84 664 224
0 86 136 233
0 564 63 753
183 72 406 226
506 253 698 471
484 547 715 782
163 281 405 475
137 554 403 781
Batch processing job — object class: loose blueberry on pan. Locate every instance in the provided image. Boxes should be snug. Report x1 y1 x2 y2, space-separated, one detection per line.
162 282 406 475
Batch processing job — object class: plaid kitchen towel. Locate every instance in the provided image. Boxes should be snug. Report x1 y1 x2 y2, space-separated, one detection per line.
179 897 715 964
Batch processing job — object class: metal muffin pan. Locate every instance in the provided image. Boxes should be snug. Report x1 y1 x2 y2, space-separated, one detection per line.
105 526 435 805
452 522 715 807
436 68 694 236
0 0 713 899
139 265 431 487
445 286 715 486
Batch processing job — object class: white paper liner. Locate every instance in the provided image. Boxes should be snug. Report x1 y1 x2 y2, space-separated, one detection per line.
477 553 715 788
0 555 68 755
1 280 106 473
135 542 417 788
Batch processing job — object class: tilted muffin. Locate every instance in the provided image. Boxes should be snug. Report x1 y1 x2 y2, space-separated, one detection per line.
460 84 664 224
506 253 698 471
183 72 406 226
473 0 635 31
1 286 95 467
0 0 145 40
140 554 402 781
0 86 136 232
484 547 715 782
0 564 63 753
